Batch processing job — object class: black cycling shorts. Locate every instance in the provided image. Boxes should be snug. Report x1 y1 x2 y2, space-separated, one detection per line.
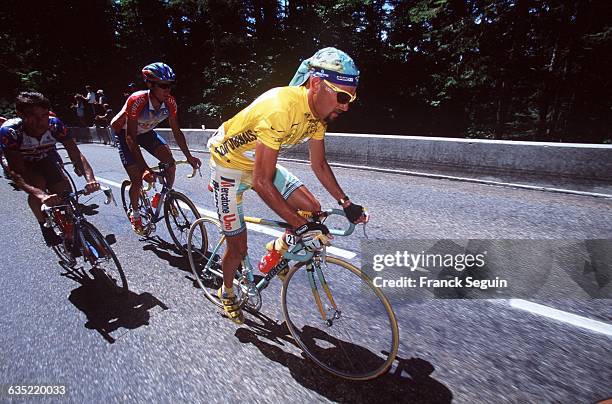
23 154 66 187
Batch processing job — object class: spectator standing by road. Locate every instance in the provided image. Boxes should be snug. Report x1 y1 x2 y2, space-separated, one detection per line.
84 85 96 125
94 103 114 146
70 94 86 127
96 89 108 115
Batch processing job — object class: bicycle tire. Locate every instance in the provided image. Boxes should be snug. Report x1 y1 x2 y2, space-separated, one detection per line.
187 216 232 307
80 221 128 293
164 191 206 253
281 256 399 380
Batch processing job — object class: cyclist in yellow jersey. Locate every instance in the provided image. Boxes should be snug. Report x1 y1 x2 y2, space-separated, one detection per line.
207 47 369 324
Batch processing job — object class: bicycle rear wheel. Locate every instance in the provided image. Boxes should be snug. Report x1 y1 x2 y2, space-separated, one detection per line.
80 221 128 293
120 179 153 235
281 256 399 380
164 191 205 253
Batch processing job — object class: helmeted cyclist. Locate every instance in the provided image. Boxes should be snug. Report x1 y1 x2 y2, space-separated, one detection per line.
0 92 100 246
206 47 369 324
111 62 201 234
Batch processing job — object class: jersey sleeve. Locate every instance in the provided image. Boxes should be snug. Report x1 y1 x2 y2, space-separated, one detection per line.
310 123 326 141
126 93 147 120
49 117 71 141
0 126 21 151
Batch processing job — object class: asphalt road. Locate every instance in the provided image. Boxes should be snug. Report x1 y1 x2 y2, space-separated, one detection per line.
1 143 610 403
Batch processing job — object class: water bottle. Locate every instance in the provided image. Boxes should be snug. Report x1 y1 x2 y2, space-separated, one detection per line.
151 192 161 209
259 249 282 274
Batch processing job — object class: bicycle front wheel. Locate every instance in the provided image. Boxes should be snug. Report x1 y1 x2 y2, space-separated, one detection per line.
164 191 206 253
281 256 399 380
80 221 128 293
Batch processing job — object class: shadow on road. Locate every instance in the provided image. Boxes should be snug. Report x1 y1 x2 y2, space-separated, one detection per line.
143 236 191 272
235 312 453 403
68 278 169 344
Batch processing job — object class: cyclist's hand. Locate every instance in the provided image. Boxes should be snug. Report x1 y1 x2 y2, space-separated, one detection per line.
41 193 62 206
295 222 333 252
343 202 369 224
142 168 155 184
84 180 100 195
187 155 201 169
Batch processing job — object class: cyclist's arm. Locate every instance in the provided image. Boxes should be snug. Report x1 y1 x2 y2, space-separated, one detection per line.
3 150 48 200
62 139 96 183
125 118 149 170
308 138 347 203
168 115 196 161
252 142 308 228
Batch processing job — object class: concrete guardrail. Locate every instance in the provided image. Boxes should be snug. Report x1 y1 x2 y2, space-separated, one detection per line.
69 127 612 188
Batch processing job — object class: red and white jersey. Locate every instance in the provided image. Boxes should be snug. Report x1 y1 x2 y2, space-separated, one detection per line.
111 90 177 134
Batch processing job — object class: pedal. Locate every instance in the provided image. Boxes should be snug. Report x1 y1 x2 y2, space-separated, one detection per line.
105 234 117 245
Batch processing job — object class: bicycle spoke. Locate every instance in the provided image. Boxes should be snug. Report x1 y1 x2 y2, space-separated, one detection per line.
282 256 399 380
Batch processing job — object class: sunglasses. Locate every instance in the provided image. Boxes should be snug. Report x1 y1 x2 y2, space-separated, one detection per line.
323 80 357 104
154 82 174 90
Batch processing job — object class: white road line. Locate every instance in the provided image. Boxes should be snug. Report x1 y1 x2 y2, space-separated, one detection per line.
97 176 357 260
509 299 612 337
97 177 123 188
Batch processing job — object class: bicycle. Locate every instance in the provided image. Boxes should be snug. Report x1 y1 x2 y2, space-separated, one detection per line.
43 186 128 293
186 209 400 380
120 160 206 253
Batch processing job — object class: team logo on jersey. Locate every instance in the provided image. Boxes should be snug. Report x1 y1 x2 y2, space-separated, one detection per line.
214 130 257 157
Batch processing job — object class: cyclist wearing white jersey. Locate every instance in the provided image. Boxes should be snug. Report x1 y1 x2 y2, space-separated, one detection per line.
111 62 201 234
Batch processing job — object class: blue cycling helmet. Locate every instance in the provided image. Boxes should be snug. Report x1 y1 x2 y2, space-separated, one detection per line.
289 47 359 87
142 62 176 83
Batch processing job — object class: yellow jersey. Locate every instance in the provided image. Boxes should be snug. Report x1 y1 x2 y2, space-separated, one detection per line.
208 86 326 171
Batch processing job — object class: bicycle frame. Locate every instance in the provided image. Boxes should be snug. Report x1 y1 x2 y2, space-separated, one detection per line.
196 209 355 306
44 188 116 261
137 160 199 225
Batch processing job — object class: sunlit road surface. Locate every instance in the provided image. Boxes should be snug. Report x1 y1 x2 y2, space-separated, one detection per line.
0 144 610 403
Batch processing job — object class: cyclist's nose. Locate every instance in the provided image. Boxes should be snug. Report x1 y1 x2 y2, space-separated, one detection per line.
337 102 349 112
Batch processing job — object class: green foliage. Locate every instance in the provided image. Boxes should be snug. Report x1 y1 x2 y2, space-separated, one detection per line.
1 0 610 142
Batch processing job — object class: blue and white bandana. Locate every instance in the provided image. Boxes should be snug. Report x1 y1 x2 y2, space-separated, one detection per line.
289 47 359 87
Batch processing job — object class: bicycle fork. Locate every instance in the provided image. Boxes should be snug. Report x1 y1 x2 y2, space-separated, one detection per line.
307 259 340 327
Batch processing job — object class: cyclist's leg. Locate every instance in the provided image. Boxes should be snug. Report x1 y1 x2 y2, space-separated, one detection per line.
263 165 320 268
24 157 70 221
274 164 320 212
125 164 145 212
209 162 248 323
141 130 175 188
24 158 69 245
116 130 144 212
209 163 248 286
24 171 48 223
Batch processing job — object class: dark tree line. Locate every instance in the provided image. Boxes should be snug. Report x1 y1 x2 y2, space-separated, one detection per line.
1 0 610 142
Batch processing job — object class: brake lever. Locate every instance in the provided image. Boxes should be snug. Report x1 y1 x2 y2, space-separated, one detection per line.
103 187 117 206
